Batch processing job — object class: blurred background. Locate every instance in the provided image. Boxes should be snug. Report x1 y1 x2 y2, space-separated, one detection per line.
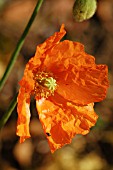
0 0 113 169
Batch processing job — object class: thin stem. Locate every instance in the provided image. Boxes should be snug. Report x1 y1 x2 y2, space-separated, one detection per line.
0 94 17 129
0 0 44 91
0 0 44 128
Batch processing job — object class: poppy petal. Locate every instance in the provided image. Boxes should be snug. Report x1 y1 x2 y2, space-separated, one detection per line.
29 24 66 73
16 88 31 143
34 24 66 61
43 40 95 71
36 95 98 153
16 57 37 142
55 64 108 105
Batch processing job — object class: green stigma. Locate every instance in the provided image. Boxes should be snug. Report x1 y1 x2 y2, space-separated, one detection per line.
43 77 57 93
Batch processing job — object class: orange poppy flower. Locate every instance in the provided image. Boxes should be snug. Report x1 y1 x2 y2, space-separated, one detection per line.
16 24 109 153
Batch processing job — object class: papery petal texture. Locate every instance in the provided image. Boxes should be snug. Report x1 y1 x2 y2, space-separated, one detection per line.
17 87 31 143
36 93 98 153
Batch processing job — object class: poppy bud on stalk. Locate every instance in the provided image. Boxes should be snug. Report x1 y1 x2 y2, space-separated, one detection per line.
73 0 97 22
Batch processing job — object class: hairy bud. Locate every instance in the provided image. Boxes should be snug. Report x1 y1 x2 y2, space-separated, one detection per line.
73 0 97 22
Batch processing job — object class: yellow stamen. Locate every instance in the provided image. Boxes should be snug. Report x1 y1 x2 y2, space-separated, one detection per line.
34 72 57 98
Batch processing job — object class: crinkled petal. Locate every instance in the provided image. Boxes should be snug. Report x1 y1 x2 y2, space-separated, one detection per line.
51 65 108 106
16 87 31 143
19 57 40 90
43 40 95 71
27 24 66 73
34 24 66 64
38 24 66 53
16 57 38 142
56 65 109 105
16 66 34 143
36 94 98 153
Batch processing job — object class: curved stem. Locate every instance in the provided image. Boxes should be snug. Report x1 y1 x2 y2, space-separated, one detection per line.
0 93 17 129
0 0 44 91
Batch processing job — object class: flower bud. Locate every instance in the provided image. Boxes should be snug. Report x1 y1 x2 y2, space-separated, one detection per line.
73 0 97 22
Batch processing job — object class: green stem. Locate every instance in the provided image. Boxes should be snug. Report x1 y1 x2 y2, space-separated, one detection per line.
0 0 44 128
0 0 44 91
0 94 17 129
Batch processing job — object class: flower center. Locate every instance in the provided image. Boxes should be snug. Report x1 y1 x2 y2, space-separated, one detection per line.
40 77 57 92
34 72 57 98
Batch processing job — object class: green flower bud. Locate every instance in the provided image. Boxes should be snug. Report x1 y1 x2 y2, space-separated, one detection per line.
73 0 97 22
